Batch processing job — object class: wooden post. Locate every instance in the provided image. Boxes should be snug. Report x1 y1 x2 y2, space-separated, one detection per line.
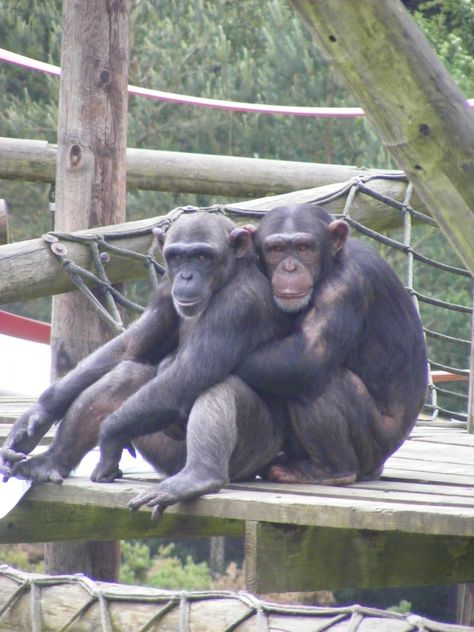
45 0 129 582
0 200 8 245
288 0 474 276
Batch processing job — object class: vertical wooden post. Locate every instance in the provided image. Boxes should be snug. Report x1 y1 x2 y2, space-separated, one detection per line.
209 537 226 576
45 0 129 581
0 200 8 245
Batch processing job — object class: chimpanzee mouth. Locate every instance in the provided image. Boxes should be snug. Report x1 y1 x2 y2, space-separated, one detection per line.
273 291 312 313
273 290 310 299
174 297 207 318
175 298 202 307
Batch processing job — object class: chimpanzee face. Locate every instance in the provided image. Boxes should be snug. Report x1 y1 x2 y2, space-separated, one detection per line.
154 213 252 319
164 240 219 318
262 231 319 313
256 205 348 314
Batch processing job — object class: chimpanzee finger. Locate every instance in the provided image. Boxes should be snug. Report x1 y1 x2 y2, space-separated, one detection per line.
127 490 156 511
151 505 165 521
1 448 27 464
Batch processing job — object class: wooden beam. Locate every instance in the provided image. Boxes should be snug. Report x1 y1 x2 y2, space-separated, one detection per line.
0 498 242 543
0 175 418 306
288 0 474 275
245 521 474 592
0 135 409 199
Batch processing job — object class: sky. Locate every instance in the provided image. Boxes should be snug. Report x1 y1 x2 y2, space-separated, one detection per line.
0 334 51 396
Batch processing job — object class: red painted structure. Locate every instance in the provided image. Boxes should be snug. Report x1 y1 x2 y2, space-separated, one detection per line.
0 310 50 344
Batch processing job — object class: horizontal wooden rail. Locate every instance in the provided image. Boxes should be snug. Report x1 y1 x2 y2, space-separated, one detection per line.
0 137 425 205
0 175 421 305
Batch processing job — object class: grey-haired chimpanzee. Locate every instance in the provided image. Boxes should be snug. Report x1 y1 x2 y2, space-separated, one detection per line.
0 212 291 517
236 203 428 484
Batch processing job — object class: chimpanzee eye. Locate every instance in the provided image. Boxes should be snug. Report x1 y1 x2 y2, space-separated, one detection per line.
297 244 308 253
166 253 181 264
268 244 284 253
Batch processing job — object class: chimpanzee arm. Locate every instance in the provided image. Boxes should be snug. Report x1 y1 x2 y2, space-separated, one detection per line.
0 280 178 471
236 281 365 399
91 297 264 482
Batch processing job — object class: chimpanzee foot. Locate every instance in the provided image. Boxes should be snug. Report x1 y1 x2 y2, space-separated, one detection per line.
90 439 123 483
12 452 68 484
267 462 356 486
90 459 123 483
128 474 226 520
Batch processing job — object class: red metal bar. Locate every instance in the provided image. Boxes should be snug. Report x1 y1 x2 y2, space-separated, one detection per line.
0 310 50 344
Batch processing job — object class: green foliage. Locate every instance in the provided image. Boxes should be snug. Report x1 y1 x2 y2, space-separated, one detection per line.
120 541 211 590
148 544 211 591
388 599 412 614
119 540 152 585
0 544 43 573
412 0 474 94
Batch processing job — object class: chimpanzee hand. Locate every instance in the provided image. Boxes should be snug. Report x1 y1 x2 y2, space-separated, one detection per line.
0 447 27 481
0 404 57 481
11 452 66 485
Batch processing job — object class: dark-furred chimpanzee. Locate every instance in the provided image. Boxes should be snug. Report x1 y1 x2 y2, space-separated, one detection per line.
235 203 428 485
0 212 291 516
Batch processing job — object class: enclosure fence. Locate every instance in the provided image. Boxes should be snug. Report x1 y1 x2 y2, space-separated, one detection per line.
41 174 473 427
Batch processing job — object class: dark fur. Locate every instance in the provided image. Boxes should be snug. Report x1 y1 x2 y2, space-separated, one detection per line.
1 212 290 517
236 203 428 483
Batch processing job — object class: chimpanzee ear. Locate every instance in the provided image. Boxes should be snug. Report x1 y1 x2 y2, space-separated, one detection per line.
152 227 167 253
229 227 253 258
328 219 349 255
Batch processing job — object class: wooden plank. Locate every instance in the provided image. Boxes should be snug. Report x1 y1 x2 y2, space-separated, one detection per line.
229 481 474 509
288 0 474 274
245 521 474 592
385 456 474 479
409 433 474 448
0 425 53 444
382 468 474 487
390 444 474 465
0 476 472 540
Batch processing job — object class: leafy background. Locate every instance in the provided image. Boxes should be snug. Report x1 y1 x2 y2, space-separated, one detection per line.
0 0 472 621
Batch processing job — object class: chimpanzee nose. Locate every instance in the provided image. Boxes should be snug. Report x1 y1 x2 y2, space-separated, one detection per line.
180 269 193 281
283 258 297 273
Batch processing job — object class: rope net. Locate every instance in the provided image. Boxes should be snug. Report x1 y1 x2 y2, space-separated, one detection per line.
43 175 473 426
0 566 471 632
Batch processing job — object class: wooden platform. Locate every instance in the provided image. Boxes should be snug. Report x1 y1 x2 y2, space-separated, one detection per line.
0 396 473 593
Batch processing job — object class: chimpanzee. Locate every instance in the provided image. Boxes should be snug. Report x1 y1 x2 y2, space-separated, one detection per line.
235 203 428 484
0 212 291 516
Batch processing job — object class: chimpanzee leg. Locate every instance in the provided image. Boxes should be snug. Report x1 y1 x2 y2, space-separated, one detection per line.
128 376 286 519
132 432 186 478
12 361 157 484
268 369 392 485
